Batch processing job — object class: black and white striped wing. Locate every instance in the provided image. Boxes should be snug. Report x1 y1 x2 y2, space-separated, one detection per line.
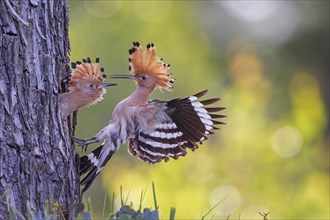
128 90 225 163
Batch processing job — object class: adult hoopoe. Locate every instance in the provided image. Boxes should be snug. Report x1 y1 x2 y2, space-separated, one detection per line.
75 42 225 192
59 57 116 118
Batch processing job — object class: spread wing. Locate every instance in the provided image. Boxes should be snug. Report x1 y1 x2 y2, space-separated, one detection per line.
127 90 225 163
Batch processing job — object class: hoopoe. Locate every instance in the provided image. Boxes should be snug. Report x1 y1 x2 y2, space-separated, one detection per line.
75 42 225 192
59 57 116 118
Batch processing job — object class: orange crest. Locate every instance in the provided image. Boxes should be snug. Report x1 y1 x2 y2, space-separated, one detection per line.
128 42 174 90
66 57 107 91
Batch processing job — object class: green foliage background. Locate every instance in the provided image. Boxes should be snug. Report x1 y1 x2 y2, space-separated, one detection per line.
69 1 329 219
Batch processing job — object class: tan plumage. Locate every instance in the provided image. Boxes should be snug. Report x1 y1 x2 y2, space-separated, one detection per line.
129 42 174 90
59 58 116 118
68 59 106 91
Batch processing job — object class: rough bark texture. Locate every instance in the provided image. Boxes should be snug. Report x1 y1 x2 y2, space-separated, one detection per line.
0 0 81 219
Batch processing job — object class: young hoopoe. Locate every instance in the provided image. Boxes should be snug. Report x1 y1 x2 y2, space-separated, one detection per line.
59 57 116 118
75 42 225 192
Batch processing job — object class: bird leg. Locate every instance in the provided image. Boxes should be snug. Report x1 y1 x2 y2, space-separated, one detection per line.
72 136 99 151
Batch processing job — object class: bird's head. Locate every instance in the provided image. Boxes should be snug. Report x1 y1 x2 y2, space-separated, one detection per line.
110 42 174 91
64 57 116 107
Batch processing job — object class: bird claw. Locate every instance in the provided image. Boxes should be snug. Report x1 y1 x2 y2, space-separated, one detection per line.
81 144 89 152
72 137 90 152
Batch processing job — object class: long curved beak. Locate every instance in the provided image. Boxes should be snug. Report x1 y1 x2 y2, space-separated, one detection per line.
110 74 136 80
99 82 117 88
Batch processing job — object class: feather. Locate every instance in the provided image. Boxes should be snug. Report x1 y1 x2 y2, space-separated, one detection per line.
129 42 173 90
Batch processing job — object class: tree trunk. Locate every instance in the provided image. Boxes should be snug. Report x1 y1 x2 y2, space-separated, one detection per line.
0 0 81 219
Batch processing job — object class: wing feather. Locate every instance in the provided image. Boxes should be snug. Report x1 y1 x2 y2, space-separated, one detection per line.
127 90 225 163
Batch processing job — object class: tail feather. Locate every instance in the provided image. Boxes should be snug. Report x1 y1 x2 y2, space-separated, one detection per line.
80 144 116 193
80 145 103 176
81 167 97 193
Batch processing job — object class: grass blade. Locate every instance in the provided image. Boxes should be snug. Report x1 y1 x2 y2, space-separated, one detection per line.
169 207 176 220
152 182 158 210
125 186 132 206
139 190 143 211
102 192 107 218
111 192 115 213
201 195 228 220
87 196 92 216
120 186 123 207
139 184 149 211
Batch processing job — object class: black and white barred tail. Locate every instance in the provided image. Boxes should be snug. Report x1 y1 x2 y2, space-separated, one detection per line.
128 90 225 164
79 144 115 193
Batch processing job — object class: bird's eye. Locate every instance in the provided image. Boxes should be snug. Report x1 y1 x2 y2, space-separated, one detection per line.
141 76 147 80
89 84 95 88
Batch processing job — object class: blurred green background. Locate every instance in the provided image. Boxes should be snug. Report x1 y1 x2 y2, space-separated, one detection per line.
68 1 329 219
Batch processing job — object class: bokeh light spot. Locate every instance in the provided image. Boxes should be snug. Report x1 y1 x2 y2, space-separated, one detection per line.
132 1 173 22
289 72 326 140
290 72 320 102
228 47 263 87
184 153 215 184
209 185 241 217
271 126 303 158
220 1 282 22
84 1 122 18
220 1 297 44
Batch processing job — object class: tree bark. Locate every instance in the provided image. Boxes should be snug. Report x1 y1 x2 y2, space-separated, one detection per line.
0 0 81 219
